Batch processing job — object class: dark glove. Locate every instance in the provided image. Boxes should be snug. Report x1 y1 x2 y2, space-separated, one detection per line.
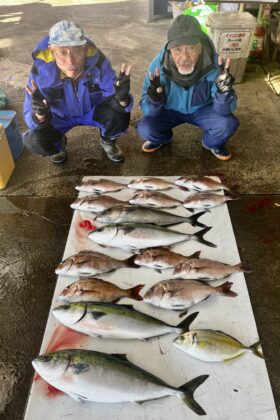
31 88 49 116
115 71 130 103
147 72 164 102
215 59 235 94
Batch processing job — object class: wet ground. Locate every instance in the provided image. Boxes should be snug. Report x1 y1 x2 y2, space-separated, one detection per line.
0 1 279 419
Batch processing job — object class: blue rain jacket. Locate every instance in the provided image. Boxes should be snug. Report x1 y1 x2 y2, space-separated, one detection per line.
24 36 133 131
140 45 237 118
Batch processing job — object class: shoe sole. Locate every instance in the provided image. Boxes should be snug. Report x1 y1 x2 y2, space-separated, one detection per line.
142 143 164 153
212 152 232 161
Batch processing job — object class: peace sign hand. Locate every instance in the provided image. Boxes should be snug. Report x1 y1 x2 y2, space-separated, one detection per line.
115 63 131 104
215 56 235 94
147 67 164 102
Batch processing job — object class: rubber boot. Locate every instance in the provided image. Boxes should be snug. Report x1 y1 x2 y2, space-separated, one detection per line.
50 135 68 164
100 137 124 163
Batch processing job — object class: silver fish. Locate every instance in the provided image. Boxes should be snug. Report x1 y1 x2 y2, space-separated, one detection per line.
88 224 216 251
134 248 201 272
173 258 250 280
129 191 183 208
32 349 208 414
175 176 231 192
174 329 263 362
53 302 195 340
183 193 239 212
75 178 127 194
55 250 138 277
70 195 127 212
58 278 144 303
143 280 237 313
128 177 186 191
96 206 207 228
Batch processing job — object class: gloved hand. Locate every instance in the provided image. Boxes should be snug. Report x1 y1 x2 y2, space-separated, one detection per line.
26 80 49 117
147 67 164 102
215 56 235 94
115 63 131 104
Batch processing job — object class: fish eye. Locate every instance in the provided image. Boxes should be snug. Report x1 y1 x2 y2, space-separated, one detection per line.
41 355 52 362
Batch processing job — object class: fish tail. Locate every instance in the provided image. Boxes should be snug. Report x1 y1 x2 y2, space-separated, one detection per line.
124 254 140 269
179 375 209 415
217 281 237 297
194 227 217 248
188 211 208 228
127 284 145 301
225 191 241 200
249 341 264 359
233 262 252 273
178 312 199 332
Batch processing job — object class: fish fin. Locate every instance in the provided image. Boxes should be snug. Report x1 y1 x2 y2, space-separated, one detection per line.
176 185 189 192
189 251 201 259
178 312 199 331
188 211 207 228
122 226 136 234
178 309 189 318
91 311 106 320
223 353 245 362
179 375 209 415
249 341 264 359
67 392 87 403
124 254 141 269
155 268 162 274
127 284 145 301
233 262 252 273
111 353 128 362
194 227 216 248
217 281 237 297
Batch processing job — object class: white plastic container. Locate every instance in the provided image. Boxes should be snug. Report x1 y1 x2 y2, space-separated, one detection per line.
206 11 257 83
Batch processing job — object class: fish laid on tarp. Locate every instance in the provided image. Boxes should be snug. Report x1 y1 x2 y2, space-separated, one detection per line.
59 278 144 303
173 258 250 280
55 250 138 277
70 195 127 212
173 329 263 362
128 177 186 191
183 193 239 212
134 248 201 272
128 191 183 209
143 280 237 313
96 206 207 228
75 178 127 194
32 349 209 414
53 303 196 340
175 176 231 192
88 224 216 251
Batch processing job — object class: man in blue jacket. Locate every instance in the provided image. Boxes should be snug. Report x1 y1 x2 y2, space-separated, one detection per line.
24 20 132 164
137 15 239 160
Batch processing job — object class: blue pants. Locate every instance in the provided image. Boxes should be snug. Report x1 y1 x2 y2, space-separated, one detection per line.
137 105 239 149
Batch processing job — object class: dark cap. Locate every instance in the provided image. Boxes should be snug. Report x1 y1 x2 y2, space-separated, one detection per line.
167 15 203 50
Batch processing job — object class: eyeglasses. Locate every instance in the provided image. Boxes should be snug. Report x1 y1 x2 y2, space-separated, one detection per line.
52 48 86 58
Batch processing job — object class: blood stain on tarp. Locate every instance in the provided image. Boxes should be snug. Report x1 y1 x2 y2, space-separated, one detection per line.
33 325 88 398
246 197 273 213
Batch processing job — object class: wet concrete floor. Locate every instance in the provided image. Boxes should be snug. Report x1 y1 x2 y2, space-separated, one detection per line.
0 1 279 418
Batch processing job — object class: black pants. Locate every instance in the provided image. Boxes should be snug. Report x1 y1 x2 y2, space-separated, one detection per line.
23 99 130 156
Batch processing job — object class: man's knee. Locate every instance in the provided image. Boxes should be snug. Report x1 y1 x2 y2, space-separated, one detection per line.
93 100 130 138
137 117 154 139
23 126 64 156
214 114 239 139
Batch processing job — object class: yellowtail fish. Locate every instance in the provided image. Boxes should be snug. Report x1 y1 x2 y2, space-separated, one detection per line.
32 349 209 414
174 329 263 362
59 278 144 303
75 178 127 194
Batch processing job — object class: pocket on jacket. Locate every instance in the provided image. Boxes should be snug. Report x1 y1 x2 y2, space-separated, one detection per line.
191 81 212 107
